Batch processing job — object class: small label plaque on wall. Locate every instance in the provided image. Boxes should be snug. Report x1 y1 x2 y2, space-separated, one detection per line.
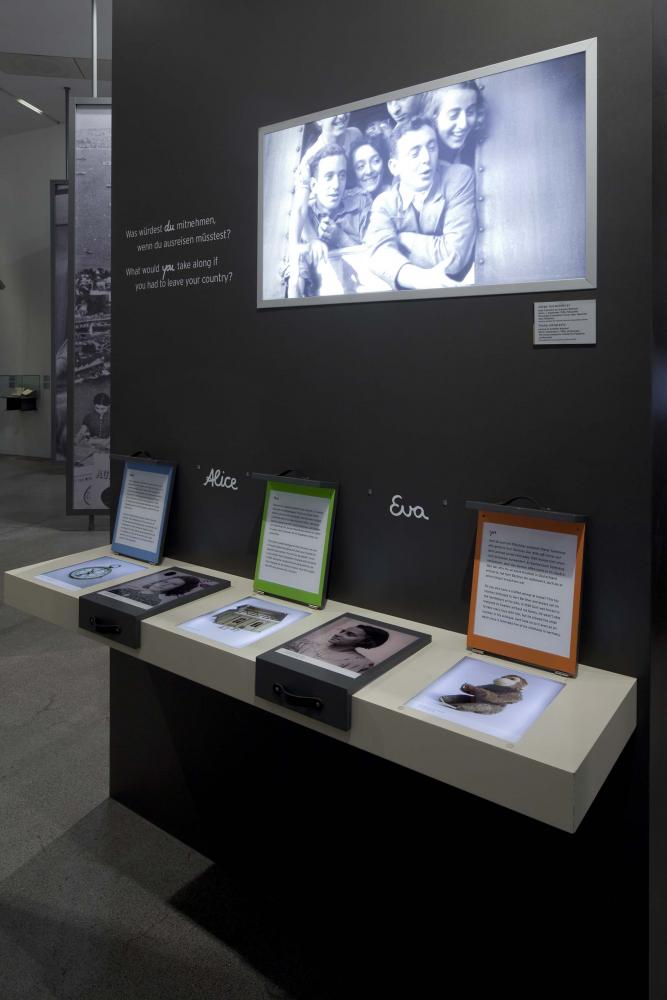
533 300 596 346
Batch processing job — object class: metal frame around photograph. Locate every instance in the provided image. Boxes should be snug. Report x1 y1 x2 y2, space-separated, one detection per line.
66 95 112 515
257 37 597 309
261 611 433 702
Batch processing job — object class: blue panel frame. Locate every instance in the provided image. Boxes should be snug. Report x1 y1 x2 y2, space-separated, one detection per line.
111 460 176 563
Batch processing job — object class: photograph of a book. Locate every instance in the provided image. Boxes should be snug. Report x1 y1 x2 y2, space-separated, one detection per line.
98 567 225 610
277 613 429 679
405 656 564 743
179 596 309 649
36 556 145 591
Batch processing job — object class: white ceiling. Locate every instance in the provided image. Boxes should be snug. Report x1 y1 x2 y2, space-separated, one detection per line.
0 0 112 139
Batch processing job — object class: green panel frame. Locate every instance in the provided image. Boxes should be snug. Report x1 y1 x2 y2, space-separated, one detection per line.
254 480 336 607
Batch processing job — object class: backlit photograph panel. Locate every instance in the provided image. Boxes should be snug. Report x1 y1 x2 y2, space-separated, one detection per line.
259 39 595 308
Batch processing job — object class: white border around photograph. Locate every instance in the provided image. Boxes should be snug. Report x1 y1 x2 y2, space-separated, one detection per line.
405 656 565 744
179 596 309 649
35 556 145 591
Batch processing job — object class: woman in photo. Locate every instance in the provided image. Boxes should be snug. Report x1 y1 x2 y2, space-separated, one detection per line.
342 134 390 241
289 622 389 674
425 80 483 165
113 571 202 608
349 134 389 199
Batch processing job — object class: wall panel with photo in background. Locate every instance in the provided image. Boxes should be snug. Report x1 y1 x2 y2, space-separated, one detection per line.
67 98 112 513
50 180 68 461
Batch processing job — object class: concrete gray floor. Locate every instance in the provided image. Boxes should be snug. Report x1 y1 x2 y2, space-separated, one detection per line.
0 456 291 1000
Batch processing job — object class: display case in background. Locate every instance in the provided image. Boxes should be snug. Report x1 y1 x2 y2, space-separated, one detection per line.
0 374 41 411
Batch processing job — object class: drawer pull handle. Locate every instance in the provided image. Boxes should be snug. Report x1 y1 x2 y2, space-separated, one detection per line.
272 683 323 711
89 617 121 635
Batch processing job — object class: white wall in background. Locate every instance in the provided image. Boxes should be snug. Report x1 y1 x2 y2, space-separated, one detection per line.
0 123 65 457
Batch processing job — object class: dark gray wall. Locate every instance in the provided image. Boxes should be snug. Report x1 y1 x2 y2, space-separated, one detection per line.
112 0 651 674
651 2 667 997
112 0 654 994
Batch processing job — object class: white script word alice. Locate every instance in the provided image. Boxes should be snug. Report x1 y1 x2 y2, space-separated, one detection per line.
204 469 238 490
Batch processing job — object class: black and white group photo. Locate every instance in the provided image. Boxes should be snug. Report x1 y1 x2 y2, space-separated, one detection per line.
260 46 591 305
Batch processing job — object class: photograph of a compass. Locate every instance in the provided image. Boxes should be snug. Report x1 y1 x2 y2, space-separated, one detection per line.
68 563 120 581
36 557 145 592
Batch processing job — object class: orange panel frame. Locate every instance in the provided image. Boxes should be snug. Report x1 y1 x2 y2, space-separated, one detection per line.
467 510 586 677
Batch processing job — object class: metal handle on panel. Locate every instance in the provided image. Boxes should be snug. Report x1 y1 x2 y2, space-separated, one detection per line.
89 616 122 636
272 682 323 712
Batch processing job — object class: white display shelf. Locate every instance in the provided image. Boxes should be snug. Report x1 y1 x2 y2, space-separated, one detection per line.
4 545 636 833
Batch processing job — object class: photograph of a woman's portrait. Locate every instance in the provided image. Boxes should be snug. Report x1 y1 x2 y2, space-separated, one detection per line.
101 568 223 609
259 39 595 307
279 615 426 678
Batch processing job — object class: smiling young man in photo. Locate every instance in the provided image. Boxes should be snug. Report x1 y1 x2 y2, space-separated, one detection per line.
365 115 477 290
287 144 369 297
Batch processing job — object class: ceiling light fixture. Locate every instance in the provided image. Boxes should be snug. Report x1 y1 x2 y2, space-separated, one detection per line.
0 85 60 124
17 97 44 115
